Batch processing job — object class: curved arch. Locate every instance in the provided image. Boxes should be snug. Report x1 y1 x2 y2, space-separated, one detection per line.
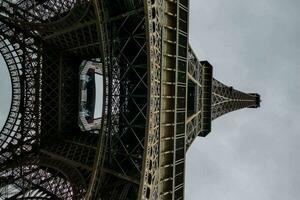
0 0 78 23
84 1 110 199
38 157 87 199
139 0 163 199
0 20 41 166
0 32 22 149
0 156 87 199
0 0 91 34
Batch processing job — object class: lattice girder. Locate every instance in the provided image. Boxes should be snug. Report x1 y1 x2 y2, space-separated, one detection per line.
0 155 86 199
105 9 147 178
185 49 260 148
0 18 41 168
0 0 261 199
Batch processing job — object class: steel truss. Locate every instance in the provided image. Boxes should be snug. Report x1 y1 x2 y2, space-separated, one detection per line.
185 48 259 148
0 0 101 199
0 5 41 172
0 0 260 199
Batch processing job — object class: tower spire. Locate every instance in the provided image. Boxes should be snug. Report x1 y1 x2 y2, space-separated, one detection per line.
211 78 260 120
186 50 260 148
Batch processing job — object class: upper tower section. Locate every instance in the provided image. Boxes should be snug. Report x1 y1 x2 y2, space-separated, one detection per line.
186 47 261 148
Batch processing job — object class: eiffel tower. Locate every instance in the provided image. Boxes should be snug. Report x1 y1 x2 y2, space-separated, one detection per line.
0 0 260 199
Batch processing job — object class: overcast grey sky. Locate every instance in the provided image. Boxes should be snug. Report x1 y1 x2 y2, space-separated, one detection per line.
0 0 299 199
0 54 11 130
186 0 300 199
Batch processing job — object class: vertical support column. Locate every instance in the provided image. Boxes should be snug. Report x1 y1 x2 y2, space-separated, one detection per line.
173 0 189 199
159 0 189 199
140 0 164 199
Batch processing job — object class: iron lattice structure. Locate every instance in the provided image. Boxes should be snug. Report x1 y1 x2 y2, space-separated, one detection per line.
0 0 260 199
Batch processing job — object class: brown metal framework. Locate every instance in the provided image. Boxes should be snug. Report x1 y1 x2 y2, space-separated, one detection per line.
0 0 260 199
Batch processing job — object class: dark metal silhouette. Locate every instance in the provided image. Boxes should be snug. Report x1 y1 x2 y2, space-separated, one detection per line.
0 0 260 199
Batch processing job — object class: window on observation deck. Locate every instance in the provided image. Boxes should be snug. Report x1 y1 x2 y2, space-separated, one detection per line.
95 74 103 119
78 60 103 131
187 80 196 117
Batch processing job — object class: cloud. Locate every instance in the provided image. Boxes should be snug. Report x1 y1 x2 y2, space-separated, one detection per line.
186 0 300 199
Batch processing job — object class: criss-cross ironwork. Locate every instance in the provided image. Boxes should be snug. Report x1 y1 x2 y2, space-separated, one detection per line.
0 0 260 199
